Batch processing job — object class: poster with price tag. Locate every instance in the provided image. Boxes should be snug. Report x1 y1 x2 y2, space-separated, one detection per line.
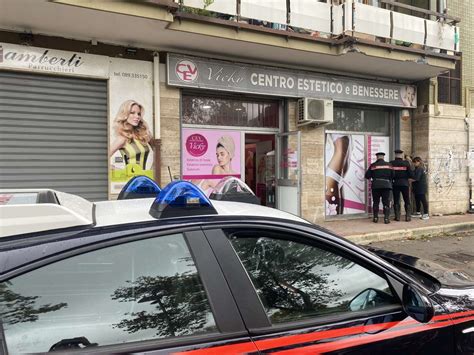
108 58 154 195
182 128 241 195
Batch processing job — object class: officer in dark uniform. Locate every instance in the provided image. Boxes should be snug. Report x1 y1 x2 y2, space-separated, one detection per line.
390 149 413 222
365 152 393 224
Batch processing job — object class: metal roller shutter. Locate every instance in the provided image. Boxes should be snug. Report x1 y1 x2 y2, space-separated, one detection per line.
0 71 108 201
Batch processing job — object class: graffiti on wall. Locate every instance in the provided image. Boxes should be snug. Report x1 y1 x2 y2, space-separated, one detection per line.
429 146 465 194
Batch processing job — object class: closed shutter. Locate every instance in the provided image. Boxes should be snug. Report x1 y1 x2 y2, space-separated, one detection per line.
0 71 108 201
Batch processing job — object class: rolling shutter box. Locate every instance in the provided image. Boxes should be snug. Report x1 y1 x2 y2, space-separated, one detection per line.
0 71 108 201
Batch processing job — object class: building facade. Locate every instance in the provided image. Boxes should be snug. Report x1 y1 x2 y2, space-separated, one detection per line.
0 0 469 221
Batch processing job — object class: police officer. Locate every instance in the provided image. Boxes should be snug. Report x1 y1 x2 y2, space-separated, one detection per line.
390 149 413 222
365 152 393 224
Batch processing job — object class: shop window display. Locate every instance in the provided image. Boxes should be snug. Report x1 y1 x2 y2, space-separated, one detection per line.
182 95 279 128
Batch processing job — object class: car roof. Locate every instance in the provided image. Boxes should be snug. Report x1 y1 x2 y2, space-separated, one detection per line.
94 198 307 226
0 189 308 238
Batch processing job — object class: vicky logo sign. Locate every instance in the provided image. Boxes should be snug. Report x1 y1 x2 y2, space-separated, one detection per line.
175 59 198 82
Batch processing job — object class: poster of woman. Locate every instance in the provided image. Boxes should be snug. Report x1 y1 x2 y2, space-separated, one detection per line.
325 133 366 216
182 128 241 195
110 99 153 178
109 58 154 195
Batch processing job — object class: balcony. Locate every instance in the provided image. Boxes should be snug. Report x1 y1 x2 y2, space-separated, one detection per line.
0 0 460 81
176 0 460 54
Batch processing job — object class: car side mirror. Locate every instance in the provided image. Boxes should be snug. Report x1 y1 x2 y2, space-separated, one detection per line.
402 284 434 323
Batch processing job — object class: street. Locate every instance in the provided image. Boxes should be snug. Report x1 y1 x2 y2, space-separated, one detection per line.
367 231 474 282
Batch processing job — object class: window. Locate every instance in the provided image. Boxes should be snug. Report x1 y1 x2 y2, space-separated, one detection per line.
327 106 390 134
229 232 398 324
182 94 279 128
0 234 217 353
438 61 462 105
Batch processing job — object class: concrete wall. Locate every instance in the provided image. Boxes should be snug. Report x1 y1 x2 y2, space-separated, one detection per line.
400 112 412 155
288 100 326 223
414 104 470 214
449 0 474 106
159 84 181 186
469 110 474 211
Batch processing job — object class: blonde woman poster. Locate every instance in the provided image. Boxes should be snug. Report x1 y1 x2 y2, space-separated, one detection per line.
110 100 154 187
108 58 154 194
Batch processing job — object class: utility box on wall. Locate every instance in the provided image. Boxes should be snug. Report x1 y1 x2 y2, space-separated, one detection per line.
297 98 334 127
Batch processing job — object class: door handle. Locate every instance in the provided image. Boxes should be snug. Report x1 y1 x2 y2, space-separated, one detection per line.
462 327 474 334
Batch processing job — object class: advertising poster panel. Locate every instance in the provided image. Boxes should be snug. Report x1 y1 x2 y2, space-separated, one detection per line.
325 134 366 216
182 128 241 195
367 135 391 212
109 58 154 195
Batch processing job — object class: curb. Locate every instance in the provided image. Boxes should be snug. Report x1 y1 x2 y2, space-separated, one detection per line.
345 222 474 245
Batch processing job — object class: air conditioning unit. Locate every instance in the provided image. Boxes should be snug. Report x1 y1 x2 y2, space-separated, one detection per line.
297 98 333 127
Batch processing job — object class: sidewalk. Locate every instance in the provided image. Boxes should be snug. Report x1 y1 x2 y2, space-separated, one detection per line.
321 213 474 245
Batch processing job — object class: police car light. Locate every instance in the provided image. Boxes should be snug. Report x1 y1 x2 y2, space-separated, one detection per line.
149 181 217 219
209 177 260 205
118 176 161 200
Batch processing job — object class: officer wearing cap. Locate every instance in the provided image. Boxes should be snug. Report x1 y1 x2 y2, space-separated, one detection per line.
365 152 393 224
390 149 414 222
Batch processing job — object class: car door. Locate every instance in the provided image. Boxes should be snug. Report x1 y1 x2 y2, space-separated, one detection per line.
203 223 456 355
0 228 258 354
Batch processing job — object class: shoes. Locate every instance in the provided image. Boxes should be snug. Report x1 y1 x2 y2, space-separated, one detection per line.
421 214 430 220
405 214 411 222
394 205 400 221
384 218 390 224
411 212 421 218
373 217 379 223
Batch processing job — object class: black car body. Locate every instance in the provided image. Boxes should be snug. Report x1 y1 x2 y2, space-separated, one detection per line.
0 210 473 355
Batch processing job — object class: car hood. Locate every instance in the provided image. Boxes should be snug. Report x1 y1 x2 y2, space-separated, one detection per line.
366 246 474 289
367 247 474 314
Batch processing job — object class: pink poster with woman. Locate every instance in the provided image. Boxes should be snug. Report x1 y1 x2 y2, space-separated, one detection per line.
325 133 366 216
182 128 241 195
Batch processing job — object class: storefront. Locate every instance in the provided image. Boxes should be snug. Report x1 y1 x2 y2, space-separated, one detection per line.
180 92 281 208
167 53 416 219
0 42 155 201
324 104 395 218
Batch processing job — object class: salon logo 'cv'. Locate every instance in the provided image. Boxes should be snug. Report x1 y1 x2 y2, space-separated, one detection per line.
176 60 198 82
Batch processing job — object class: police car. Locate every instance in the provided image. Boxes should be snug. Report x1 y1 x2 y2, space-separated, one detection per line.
0 177 473 354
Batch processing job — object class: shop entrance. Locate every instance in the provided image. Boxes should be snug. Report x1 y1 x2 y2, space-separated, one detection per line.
244 134 276 207
324 105 393 218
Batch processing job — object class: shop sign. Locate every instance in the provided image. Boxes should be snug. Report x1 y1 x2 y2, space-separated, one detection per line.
182 128 241 196
108 58 154 194
168 53 417 108
0 42 109 77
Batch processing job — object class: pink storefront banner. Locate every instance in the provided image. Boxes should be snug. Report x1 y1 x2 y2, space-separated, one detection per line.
182 128 241 195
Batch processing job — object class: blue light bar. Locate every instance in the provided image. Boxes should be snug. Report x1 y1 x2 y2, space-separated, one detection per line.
118 176 161 200
149 181 217 219
209 177 260 205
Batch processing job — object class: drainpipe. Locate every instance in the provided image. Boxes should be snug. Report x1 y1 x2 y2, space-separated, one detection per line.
430 78 441 116
466 87 474 213
152 53 162 187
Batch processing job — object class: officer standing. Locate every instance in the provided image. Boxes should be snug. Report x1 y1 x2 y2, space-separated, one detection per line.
365 152 393 224
390 149 413 222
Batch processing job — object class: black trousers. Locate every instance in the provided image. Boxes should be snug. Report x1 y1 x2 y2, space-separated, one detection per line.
372 189 391 215
415 194 429 214
393 185 410 209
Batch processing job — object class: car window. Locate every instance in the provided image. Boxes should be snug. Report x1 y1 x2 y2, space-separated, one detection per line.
0 233 217 353
228 232 398 325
